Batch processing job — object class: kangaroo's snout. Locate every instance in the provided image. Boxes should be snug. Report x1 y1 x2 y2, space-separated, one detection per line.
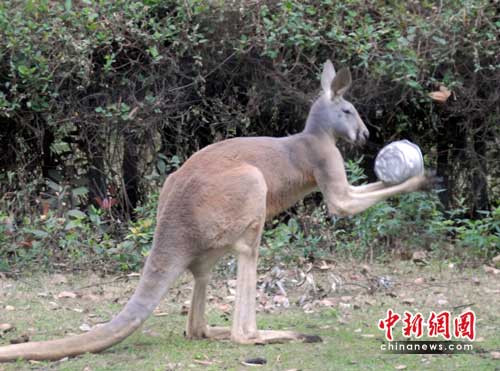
356 126 369 146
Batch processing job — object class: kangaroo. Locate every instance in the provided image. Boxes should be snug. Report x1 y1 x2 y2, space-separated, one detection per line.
0 60 437 361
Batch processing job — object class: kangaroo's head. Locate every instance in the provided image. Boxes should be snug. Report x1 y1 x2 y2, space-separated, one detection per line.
305 60 369 146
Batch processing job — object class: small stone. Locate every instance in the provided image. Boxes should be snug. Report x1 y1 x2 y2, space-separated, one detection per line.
0 323 14 333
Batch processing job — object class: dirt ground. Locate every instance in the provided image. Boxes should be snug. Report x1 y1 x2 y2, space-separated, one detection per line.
0 259 499 370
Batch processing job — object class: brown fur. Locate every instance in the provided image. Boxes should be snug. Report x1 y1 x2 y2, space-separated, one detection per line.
0 60 436 361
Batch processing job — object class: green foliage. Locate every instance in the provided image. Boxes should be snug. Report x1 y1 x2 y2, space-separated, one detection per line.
114 193 159 270
0 206 114 271
454 206 500 256
0 189 160 272
1 0 498 218
0 0 498 271
262 216 324 264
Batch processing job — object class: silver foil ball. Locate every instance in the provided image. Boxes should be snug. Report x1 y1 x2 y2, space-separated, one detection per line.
374 140 424 185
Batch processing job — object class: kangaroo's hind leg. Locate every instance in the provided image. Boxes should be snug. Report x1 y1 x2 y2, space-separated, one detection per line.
229 216 322 345
228 171 321 344
186 249 230 339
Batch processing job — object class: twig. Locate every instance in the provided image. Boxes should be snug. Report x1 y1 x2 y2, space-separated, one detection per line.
453 303 475 311
73 275 130 291
341 282 371 291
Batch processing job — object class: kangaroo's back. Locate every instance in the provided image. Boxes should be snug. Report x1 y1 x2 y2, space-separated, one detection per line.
167 135 319 218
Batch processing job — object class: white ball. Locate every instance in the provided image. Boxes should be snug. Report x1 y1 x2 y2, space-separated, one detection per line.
374 140 424 185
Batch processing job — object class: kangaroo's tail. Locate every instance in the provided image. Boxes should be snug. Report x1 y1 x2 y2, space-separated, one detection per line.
0 242 189 362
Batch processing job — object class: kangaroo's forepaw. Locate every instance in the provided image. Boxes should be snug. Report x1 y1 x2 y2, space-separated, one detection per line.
421 170 444 192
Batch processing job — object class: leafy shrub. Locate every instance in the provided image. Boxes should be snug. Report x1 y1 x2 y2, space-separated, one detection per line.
0 189 160 272
261 216 324 264
0 0 498 219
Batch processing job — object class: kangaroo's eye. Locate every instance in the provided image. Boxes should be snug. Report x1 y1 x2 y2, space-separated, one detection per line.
342 109 351 115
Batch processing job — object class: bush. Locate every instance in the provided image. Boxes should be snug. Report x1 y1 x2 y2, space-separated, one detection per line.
0 0 498 271
0 0 498 219
0 191 160 272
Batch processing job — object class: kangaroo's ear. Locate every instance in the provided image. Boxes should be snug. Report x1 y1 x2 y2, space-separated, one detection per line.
332 67 352 98
321 60 336 99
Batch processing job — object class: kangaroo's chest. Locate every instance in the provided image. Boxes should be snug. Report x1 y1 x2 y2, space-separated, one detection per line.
263 166 317 219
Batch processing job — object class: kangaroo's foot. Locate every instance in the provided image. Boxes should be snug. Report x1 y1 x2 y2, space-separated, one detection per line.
185 326 231 340
197 327 322 344
236 330 322 345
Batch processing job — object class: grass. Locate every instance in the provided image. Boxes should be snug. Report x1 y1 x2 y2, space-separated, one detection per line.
0 260 498 371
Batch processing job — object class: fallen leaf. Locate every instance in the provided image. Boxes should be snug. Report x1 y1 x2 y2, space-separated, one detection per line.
318 298 338 307
273 295 289 308
0 323 14 333
5 305 15 311
79 323 91 332
402 298 416 305
412 250 428 266
490 351 500 359
436 299 448 306
194 359 214 366
414 277 425 285
153 312 168 317
395 365 407 370
57 291 78 299
364 298 377 306
339 302 351 310
429 85 451 103
217 303 232 314
49 301 59 308
483 265 500 275
318 260 331 270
